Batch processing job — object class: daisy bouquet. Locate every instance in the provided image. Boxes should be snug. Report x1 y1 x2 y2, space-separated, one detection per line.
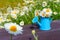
32 0 60 30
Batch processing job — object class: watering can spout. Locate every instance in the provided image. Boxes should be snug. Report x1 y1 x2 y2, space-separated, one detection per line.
37 22 42 27
32 16 42 26
32 16 38 23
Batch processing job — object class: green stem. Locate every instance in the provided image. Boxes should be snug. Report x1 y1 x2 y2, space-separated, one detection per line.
24 15 29 24
10 34 13 40
33 34 38 40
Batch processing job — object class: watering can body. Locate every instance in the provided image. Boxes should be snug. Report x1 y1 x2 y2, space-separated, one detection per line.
32 16 51 30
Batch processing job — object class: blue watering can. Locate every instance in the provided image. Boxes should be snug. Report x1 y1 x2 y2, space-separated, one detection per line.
32 16 52 30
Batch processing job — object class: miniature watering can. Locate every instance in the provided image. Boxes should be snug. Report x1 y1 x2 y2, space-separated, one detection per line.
32 16 52 30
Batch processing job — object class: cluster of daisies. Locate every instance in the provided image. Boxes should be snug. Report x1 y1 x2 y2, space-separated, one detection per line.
34 0 59 17
35 8 52 17
0 0 35 36
35 8 58 18
0 0 35 27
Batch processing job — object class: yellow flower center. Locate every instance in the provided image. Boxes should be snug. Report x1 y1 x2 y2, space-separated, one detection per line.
36 12 39 16
12 11 16 14
13 16 17 18
0 18 2 21
10 25 17 32
42 13 45 16
30 1 34 4
46 9 50 12
46 14 49 17
14 11 16 14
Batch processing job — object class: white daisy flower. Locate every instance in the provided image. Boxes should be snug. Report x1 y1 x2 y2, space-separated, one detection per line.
29 4 33 11
20 21 24 26
39 11 45 17
29 7 32 11
23 0 30 4
2 13 9 22
54 0 60 3
30 4 34 7
35 10 40 16
23 0 34 4
7 6 12 13
23 6 29 12
42 1 47 7
11 8 19 15
15 9 20 14
11 14 17 19
0 16 4 23
29 0 34 4
53 12 58 15
20 11 25 16
11 10 17 14
26 1 30 4
4 23 23 36
42 8 52 15
45 13 50 17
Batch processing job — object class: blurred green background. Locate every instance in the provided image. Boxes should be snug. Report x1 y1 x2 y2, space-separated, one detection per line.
0 0 60 25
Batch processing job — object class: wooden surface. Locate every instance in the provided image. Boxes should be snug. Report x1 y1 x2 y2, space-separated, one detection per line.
0 20 60 40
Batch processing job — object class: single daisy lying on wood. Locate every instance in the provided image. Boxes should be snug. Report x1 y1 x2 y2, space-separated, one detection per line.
4 22 23 36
